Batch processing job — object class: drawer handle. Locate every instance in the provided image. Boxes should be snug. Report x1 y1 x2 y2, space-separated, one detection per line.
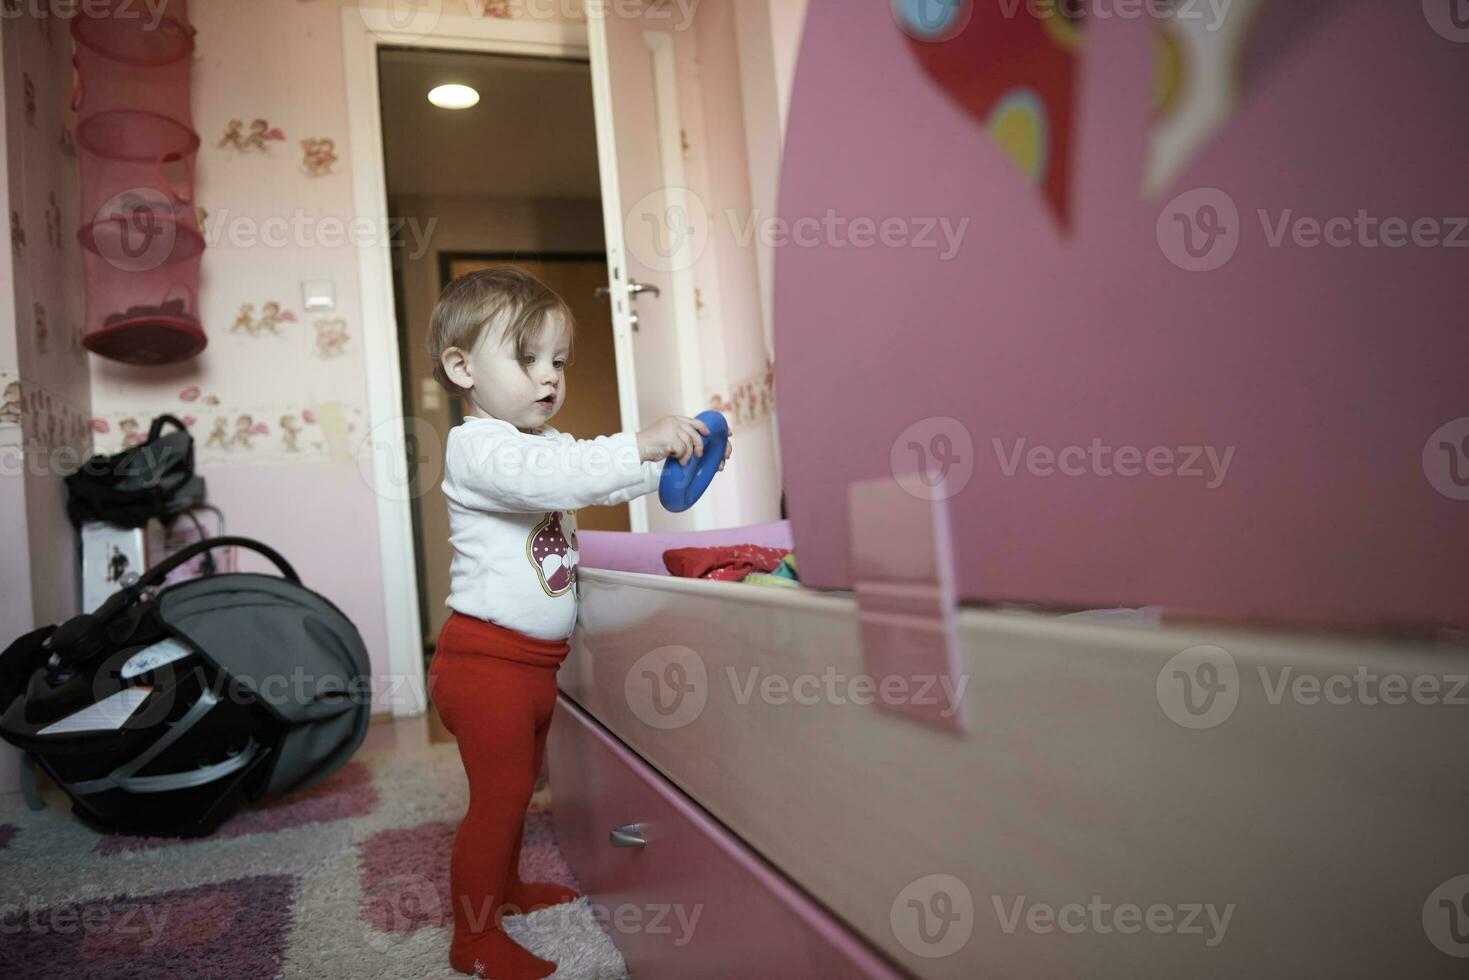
609 823 647 848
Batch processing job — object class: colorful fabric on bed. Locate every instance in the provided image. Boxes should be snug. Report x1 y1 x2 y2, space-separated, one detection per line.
663 545 791 582
743 553 802 588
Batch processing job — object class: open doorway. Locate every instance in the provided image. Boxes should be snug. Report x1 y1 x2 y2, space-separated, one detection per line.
376 48 626 655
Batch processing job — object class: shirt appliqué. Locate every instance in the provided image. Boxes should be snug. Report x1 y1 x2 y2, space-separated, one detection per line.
527 511 579 597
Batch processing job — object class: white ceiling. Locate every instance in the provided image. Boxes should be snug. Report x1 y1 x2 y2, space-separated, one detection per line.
379 48 602 201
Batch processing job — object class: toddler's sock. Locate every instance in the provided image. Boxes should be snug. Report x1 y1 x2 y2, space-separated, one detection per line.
448 928 556 980
504 878 580 914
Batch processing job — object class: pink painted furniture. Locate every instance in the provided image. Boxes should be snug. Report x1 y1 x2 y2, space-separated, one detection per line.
546 695 902 978
775 1 1469 629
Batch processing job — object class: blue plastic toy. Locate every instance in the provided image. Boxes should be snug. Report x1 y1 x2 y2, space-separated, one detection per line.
659 411 729 513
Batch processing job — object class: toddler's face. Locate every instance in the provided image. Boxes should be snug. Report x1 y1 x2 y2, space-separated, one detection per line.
463 313 569 433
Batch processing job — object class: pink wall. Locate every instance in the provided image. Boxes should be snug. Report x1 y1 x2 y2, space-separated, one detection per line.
198 461 397 710
84 0 591 710
86 0 395 698
674 0 783 527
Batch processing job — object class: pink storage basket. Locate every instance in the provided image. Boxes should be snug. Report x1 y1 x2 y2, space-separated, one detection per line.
71 0 193 67
72 20 195 159
77 151 204 264
81 251 205 365
72 0 205 365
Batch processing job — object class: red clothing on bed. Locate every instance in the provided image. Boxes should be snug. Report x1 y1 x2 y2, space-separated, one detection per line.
662 544 790 582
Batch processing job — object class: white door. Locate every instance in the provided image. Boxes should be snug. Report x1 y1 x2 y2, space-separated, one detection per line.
587 1 707 533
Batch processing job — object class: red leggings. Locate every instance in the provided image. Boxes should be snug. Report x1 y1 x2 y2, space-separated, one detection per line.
430 613 570 977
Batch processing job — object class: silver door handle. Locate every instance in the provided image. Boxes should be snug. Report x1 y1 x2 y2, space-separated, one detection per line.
609 823 647 848
595 282 660 301
627 280 660 299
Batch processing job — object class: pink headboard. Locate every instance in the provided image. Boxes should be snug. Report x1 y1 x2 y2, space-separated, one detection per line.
775 2 1469 627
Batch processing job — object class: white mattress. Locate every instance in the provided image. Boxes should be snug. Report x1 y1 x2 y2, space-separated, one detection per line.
559 568 1469 978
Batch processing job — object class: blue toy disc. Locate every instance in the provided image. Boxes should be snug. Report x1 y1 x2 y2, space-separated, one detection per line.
659 411 729 513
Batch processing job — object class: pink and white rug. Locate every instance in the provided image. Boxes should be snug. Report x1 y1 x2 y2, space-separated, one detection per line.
0 740 629 979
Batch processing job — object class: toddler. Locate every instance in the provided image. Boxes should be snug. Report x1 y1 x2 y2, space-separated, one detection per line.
426 267 729 979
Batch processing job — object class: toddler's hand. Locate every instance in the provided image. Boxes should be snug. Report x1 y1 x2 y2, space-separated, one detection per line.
637 415 707 466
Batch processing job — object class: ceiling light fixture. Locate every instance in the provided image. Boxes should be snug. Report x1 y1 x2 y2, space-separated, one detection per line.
428 84 480 110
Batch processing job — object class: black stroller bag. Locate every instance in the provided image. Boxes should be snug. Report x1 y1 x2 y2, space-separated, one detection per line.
0 537 372 837
64 414 205 528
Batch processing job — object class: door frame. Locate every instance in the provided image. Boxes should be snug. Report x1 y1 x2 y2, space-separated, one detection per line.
341 8 591 716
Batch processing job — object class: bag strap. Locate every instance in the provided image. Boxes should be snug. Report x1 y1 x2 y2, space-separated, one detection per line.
36 539 301 672
139 536 300 589
0 627 56 716
147 414 190 442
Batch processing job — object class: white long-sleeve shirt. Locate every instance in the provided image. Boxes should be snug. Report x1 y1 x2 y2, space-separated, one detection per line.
442 415 663 640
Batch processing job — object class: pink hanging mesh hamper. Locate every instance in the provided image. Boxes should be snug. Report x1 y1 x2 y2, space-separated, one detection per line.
82 251 205 364
73 0 206 365
72 0 193 66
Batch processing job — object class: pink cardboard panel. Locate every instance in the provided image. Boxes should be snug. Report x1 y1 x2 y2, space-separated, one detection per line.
775 2 1469 629
849 475 966 733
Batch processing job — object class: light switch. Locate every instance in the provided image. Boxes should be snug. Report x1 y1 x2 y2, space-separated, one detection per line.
421 377 443 412
302 280 335 311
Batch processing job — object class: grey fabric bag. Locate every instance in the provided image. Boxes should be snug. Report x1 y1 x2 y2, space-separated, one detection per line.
0 537 373 837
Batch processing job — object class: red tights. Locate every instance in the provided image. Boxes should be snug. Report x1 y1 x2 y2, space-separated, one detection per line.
430 613 580 979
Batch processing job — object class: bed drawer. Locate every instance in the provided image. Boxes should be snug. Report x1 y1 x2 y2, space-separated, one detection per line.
546 694 902 979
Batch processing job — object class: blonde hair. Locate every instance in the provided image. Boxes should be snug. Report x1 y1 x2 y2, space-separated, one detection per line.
428 267 575 392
